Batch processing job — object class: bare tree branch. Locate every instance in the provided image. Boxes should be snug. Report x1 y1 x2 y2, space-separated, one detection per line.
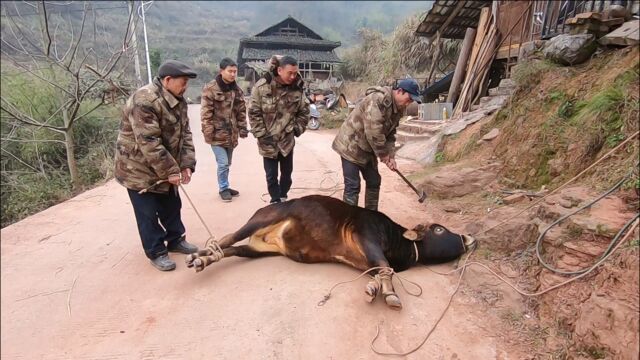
66 1 87 70
39 1 52 56
1 51 75 97
1 148 41 172
1 138 66 145
1 97 66 133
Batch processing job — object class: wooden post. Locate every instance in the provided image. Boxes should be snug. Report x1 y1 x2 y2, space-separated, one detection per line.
426 31 442 87
447 27 476 105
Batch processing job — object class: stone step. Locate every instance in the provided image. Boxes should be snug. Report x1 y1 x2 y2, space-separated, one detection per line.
397 122 442 135
406 118 446 126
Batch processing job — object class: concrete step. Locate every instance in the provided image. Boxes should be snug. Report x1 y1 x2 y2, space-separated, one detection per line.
397 122 442 135
395 130 434 145
488 87 514 96
498 78 516 88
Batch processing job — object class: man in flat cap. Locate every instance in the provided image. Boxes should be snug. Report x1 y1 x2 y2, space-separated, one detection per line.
332 78 421 211
115 60 200 271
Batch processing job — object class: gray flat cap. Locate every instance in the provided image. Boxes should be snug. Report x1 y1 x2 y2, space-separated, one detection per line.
158 60 197 78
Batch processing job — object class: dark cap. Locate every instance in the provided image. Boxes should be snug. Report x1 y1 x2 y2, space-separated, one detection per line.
397 78 422 103
158 60 197 79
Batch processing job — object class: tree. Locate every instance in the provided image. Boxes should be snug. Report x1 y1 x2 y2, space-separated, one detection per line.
0 1 136 189
149 48 161 77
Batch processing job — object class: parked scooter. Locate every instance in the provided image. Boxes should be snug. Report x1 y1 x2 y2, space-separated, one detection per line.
308 103 321 130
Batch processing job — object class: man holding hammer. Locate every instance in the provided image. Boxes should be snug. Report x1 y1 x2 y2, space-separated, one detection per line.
332 78 422 211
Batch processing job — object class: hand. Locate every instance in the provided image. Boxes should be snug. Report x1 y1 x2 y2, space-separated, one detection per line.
168 173 181 185
381 156 397 171
180 168 192 184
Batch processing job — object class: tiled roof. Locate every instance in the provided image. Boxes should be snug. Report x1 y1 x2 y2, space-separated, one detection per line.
241 48 341 63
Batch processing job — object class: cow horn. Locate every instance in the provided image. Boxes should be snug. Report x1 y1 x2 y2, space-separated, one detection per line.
462 234 477 250
403 230 419 241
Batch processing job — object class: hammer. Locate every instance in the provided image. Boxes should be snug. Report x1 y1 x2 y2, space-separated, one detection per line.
394 169 427 203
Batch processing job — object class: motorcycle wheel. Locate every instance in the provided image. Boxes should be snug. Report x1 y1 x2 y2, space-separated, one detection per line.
308 117 320 130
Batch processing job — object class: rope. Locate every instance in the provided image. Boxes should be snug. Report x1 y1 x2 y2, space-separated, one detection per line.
369 218 638 356
137 177 224 258
473 130 639 237
260 170 344 202
317 267 423 307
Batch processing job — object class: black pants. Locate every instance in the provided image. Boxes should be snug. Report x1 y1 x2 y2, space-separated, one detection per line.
127 188 185 259
263 151 294 202
341 157 381 200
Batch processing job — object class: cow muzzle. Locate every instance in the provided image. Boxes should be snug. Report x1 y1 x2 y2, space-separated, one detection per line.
461 234 477 251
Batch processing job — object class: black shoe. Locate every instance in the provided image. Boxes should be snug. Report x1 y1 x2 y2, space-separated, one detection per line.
219 189 232 202
167 238 199 254
269 198 281 204
228 188 240 197
150 254 176 271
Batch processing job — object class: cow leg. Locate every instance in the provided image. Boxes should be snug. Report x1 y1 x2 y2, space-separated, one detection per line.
364 276 381 303
360 239 402 309
223 245 281 259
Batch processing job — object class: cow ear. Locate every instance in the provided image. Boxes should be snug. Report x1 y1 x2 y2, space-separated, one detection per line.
403 230 418 241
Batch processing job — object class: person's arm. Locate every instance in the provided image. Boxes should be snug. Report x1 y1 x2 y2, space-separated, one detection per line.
200 85 215 144
130 101 181 180
236 89 248 138
248 85 267 138
293 94 310 137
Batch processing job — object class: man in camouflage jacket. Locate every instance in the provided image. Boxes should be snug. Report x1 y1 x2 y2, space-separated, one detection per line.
115 60 199 271
249 55 310 204
201 58 248 202
332 78 422 211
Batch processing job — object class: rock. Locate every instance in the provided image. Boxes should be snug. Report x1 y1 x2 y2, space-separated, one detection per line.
482 128 500 141
503 193 527 204
558 198 573 208
547 158 565 177
542 34 597 65
419 163 500 199
441 204 462 213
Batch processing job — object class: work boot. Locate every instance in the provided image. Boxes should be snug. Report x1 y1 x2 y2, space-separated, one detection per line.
150 254 176 271
167 236 199 254
228 188 240 197
364 188 380 211
219 189 232 202
343 192 359 207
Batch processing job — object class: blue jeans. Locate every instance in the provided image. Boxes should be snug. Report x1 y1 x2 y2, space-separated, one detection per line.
127 188 185 259
211 145 233 192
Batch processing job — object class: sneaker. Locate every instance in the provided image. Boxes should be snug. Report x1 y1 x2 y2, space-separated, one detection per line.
228 188 240 197
167 237 199 254
150 254 176 271
269 198 281 204
280 196 288 202
219 189 232 202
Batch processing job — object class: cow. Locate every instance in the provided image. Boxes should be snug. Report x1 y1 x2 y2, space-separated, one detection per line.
186 195 475 309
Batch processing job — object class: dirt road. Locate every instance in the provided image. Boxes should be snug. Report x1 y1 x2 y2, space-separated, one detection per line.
1 105 514 359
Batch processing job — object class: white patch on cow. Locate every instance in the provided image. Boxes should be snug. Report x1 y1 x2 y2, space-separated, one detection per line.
332 255 358 268
247 219 292 254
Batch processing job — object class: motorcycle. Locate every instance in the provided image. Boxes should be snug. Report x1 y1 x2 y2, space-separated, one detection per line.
308 102 321 130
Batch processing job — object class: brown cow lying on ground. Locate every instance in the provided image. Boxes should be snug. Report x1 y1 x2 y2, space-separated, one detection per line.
186 195 475 309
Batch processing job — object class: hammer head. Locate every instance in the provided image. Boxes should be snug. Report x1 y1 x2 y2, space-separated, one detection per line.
418 190 427 203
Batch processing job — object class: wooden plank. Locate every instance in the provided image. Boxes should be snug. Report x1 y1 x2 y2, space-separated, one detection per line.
447 27 476 105
575 11 602 20
496 43 524 60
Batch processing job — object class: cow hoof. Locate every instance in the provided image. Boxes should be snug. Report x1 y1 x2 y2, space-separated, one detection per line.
384 294 402 310
194 258 205 272
364 283 379 303
185 254 197 267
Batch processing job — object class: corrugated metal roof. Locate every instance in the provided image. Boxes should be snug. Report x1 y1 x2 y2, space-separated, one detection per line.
240 35 341 48
241 48 341 63
415 0 492 39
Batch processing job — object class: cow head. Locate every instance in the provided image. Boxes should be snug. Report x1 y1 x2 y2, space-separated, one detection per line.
403 223 476 264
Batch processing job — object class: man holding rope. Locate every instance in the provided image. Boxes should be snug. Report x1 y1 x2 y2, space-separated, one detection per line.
115 60 199 271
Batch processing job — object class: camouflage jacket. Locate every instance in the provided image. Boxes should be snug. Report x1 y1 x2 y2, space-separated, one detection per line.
248 75 310 158
332 86 403 166
115 77 196 193
200 75 247 148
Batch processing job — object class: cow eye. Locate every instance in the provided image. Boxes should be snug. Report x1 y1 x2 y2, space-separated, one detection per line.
434 226 444 234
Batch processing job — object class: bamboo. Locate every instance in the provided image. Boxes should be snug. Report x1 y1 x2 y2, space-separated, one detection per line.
447 27 476 105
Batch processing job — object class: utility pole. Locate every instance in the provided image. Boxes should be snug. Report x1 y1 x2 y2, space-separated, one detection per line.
139 1 153 84
128 1 143 86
